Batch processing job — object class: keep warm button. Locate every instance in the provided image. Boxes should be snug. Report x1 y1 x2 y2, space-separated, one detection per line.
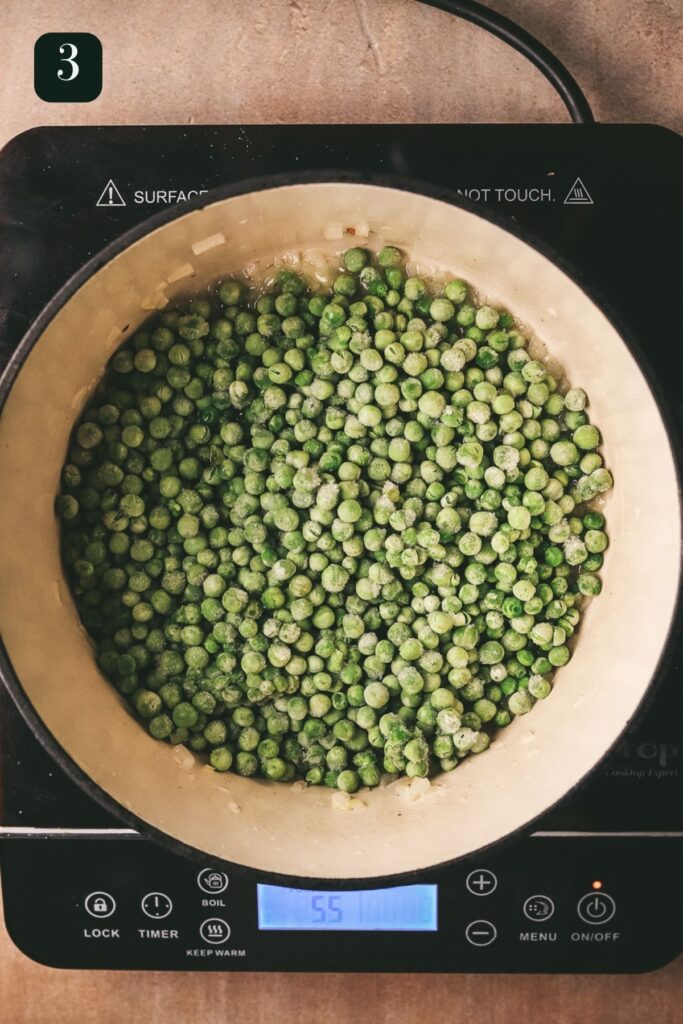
577 892 616 925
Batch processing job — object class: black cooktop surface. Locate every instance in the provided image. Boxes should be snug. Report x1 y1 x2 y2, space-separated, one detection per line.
0 125 682 972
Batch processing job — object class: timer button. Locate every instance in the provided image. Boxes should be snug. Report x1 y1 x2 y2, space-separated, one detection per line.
465 869 498 896
141 892 173 919
577 892 616 925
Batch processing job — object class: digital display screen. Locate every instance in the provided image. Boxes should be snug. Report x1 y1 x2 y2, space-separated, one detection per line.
257 883 438 932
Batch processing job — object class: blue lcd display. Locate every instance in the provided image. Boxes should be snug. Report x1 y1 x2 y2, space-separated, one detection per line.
257 883 438 932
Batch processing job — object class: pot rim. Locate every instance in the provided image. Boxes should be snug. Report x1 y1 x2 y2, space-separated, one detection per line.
1 172 681 888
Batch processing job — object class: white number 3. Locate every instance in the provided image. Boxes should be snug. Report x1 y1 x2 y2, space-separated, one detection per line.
57 42 79 81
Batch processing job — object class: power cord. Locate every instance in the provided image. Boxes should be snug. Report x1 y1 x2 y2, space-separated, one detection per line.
416 0 594 124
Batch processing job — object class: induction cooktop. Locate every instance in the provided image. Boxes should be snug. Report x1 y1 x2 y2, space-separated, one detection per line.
0 124 681 972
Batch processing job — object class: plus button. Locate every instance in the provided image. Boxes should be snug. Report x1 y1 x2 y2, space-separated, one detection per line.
466 869 498 896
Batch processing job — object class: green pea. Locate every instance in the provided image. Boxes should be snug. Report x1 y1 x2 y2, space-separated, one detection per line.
58 249 612 789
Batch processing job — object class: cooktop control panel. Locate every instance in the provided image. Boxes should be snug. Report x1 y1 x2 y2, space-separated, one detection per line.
1 123 682 972
2 834 680 971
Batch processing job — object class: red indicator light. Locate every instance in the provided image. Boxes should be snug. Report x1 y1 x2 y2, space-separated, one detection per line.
591 880 603 890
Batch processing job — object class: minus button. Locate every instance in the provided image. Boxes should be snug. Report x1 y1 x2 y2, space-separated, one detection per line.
465 920 497 946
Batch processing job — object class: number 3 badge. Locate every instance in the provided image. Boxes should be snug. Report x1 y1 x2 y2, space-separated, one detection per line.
34 33 102 102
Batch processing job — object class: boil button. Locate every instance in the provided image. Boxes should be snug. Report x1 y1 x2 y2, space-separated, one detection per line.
577 892 616 925
197 868 229 895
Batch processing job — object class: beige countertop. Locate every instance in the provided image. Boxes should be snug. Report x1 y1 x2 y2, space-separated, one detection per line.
1 0 682 141
1 1 682 1020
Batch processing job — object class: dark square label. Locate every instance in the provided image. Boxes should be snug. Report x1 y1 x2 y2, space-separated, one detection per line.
34 33 102 103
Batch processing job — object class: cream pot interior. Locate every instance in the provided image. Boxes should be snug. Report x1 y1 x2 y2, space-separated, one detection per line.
0 183 679 879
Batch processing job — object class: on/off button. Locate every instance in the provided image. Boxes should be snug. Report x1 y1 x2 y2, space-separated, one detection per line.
577 892 616 924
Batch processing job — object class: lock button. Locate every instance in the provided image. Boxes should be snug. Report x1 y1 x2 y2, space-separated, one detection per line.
85 891 116 918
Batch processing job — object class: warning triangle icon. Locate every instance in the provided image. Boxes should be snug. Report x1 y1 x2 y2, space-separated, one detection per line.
563 177 593 205
96 179 126 207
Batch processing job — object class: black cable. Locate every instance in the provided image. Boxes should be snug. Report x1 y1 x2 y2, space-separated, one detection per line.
416 0 594 124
